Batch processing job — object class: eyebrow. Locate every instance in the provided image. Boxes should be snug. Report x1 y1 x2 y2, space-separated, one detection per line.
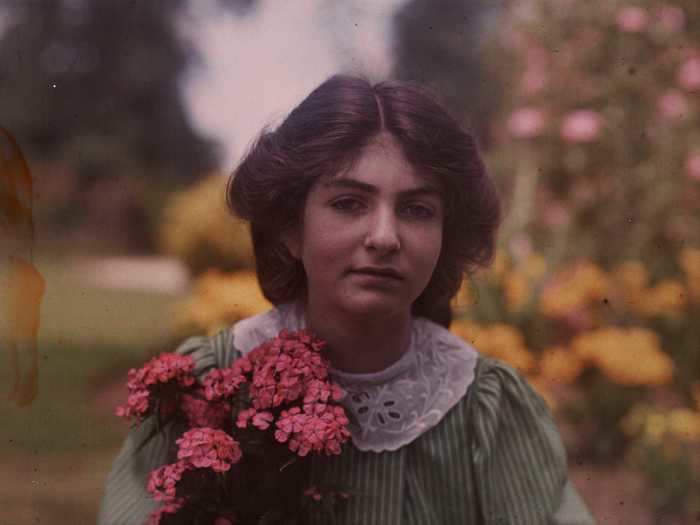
321 178 441 199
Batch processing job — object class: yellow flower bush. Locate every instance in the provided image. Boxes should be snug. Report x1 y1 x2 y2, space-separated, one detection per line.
623 404 700 445
571 327 673 387
450 319 535 373
174 270 272 336
503 271 529 312
538 346 584 384
679 247 700 302
521 253 548 281
486 248 509 283
539 260 609 318
634 280 687 317
612 261 649 299
450 278 473 313
159 173 255 275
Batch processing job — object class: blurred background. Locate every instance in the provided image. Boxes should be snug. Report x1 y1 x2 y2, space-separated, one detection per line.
1 0 699 523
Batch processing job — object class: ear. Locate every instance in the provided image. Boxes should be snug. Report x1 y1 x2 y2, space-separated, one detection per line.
281 228 301 260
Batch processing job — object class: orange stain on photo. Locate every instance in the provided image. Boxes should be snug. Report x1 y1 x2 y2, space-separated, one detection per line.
1 127 45 407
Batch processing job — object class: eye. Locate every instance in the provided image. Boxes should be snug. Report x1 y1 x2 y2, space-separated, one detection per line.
402 203 435 219
331 198 364 212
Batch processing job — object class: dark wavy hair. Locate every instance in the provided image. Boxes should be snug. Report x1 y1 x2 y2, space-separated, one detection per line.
227 74 501 328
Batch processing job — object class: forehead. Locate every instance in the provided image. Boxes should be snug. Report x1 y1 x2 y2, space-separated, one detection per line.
319 135 443 197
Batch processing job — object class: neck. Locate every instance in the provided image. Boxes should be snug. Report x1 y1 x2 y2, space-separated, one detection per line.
302 298 413 374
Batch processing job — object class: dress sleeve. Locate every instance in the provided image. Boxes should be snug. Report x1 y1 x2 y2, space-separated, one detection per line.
96 329 238 525
469 357 596 525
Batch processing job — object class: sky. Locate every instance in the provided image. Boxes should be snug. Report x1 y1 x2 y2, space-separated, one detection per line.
180 0 407 171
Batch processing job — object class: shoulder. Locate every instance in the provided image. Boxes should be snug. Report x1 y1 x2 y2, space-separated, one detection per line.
173 302 300 376
467 357 570 522
172 327 237 377
469 356 565 458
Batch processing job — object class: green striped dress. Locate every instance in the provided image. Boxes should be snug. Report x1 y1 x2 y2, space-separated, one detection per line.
98 328 595 525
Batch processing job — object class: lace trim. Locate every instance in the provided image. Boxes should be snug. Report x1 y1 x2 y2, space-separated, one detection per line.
231 302 478 452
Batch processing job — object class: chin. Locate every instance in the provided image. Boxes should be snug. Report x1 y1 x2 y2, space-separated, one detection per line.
339 293 407 319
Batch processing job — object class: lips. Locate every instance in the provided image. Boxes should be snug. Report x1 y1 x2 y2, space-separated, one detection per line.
352 267 404 280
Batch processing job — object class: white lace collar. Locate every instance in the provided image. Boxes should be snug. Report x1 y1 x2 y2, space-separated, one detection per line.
231 302 479 452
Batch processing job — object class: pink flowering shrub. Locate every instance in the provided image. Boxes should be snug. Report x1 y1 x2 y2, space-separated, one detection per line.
116 329 350 524
506 107 547 138
677 57 700 91
656 89 689 120
616 6 650 33
686 152 700 181
560 110 603 143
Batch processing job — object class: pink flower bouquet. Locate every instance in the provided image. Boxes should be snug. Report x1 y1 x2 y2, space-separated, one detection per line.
116 330 351 525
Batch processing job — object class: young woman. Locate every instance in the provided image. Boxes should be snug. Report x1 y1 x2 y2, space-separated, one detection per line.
99 75 595 524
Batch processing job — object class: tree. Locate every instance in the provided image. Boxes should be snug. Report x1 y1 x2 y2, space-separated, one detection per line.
391 0 503 147
0 0 256 249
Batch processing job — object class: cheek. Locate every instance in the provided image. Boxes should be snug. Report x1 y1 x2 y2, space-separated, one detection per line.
418 228 443 267
300 227 346 272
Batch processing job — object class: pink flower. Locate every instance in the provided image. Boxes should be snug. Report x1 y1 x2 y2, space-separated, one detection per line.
202 367 246 402
542 201 570 228
677 57 700 92
116 353 196 422
246 330 331 410
519 46 549 95
236 407 275 430
616 6 649 32
147 462 189 503
252 410 274 430
654 5 685 33
303 486 350 503
115 388 149 420
275 403 350 457
236 407 257 428
506 108 547 138
686 152 700 181
304 485 323 502
657 89 688 120
176 427 242 472
181 391 232 429
560 110 603 143
303 379 344 404
509 233 532 260
145 500 184 525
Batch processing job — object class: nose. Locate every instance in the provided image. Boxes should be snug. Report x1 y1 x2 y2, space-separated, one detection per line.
363 205 400 253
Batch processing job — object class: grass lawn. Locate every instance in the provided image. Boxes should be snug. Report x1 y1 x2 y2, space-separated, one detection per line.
1 254 187 524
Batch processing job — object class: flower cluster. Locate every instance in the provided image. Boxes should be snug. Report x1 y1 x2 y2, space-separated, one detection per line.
175 427 242 472
623 404 700 445
181 391 232 429
571 327 674 387
118 329 350 524
450 320 535 374
539 261 609 320
221 330 349 457
275 403 351 456
116 353 196 422
246 330 332 409
174 269 271 337
145 501 184 525
148 462 189 503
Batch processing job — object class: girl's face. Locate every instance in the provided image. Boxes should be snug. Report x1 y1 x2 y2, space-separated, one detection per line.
283 134 444 320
